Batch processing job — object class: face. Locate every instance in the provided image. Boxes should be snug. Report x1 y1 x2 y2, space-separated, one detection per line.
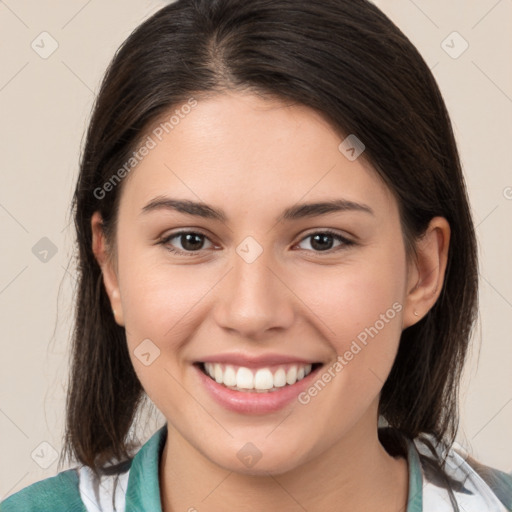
95 91 422 475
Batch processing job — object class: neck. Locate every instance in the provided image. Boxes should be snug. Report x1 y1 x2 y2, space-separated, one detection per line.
159 414 409 512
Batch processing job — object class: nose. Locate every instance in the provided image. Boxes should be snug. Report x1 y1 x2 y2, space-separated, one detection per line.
212 246 295 339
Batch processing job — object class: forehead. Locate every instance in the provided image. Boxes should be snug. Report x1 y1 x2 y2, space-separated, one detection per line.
119 91 397 221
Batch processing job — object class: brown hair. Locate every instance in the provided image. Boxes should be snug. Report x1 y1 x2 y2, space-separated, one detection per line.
61 0 478 506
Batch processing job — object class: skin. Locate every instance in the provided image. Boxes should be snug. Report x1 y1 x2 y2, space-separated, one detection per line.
92 90 450 512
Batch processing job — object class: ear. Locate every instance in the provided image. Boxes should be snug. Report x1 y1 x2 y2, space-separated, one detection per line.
402 216 450 329
91 211 125 326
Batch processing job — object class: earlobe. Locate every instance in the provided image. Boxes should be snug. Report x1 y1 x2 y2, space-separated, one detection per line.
91 211 125 326
402 216 450 329
110 288 124 326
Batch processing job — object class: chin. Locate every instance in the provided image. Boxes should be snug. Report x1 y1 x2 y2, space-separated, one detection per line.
208 445 307 477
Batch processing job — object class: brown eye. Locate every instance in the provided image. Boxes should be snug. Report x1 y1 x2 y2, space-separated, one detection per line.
160 231 214 256
296 230 355 253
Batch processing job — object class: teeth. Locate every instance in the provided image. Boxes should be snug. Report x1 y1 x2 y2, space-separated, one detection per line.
203 362 314 392
253 368 273 390
237 367 254 389
286 366 297 385
223 365 237 387
214 364 223 384
273 368 287 387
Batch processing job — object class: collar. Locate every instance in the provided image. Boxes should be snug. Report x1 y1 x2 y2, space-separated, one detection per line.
124 423 167 511
405 435 424 511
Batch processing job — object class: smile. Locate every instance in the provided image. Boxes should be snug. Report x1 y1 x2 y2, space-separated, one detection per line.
199 362 322 392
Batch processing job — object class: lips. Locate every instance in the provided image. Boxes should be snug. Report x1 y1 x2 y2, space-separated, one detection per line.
197 352 323 368
194 360 324 414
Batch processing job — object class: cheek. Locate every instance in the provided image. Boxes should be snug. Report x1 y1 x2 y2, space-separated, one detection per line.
294 249 406 401
117 245 218 349
116 251 217 410
123 273 196 334
296 249 405 341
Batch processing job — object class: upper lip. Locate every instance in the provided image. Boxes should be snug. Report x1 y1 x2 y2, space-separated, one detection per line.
196 353 322 368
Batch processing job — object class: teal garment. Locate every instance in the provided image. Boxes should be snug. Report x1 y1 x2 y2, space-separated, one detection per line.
0 469 88 512
0 426 166 512
124 424 167 511
1 423 510 511
405 436 424 511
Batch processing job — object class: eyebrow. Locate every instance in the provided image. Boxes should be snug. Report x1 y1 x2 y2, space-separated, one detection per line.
140 196 375 223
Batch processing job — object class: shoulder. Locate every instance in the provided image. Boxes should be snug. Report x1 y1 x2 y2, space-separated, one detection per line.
0 468 87 512
463 455 512 511
0 425 167 512
413 435 512 511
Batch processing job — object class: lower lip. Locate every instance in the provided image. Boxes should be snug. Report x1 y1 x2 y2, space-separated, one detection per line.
194 363 323 415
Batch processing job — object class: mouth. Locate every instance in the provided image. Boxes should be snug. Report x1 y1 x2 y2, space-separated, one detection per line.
194 361 324 393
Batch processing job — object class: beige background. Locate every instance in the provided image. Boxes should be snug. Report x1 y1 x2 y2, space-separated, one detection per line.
1 0 511 499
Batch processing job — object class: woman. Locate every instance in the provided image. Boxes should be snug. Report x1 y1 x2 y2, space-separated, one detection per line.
2 0 511 511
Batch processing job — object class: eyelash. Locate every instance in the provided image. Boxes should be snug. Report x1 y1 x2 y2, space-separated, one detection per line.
159 229 355 257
